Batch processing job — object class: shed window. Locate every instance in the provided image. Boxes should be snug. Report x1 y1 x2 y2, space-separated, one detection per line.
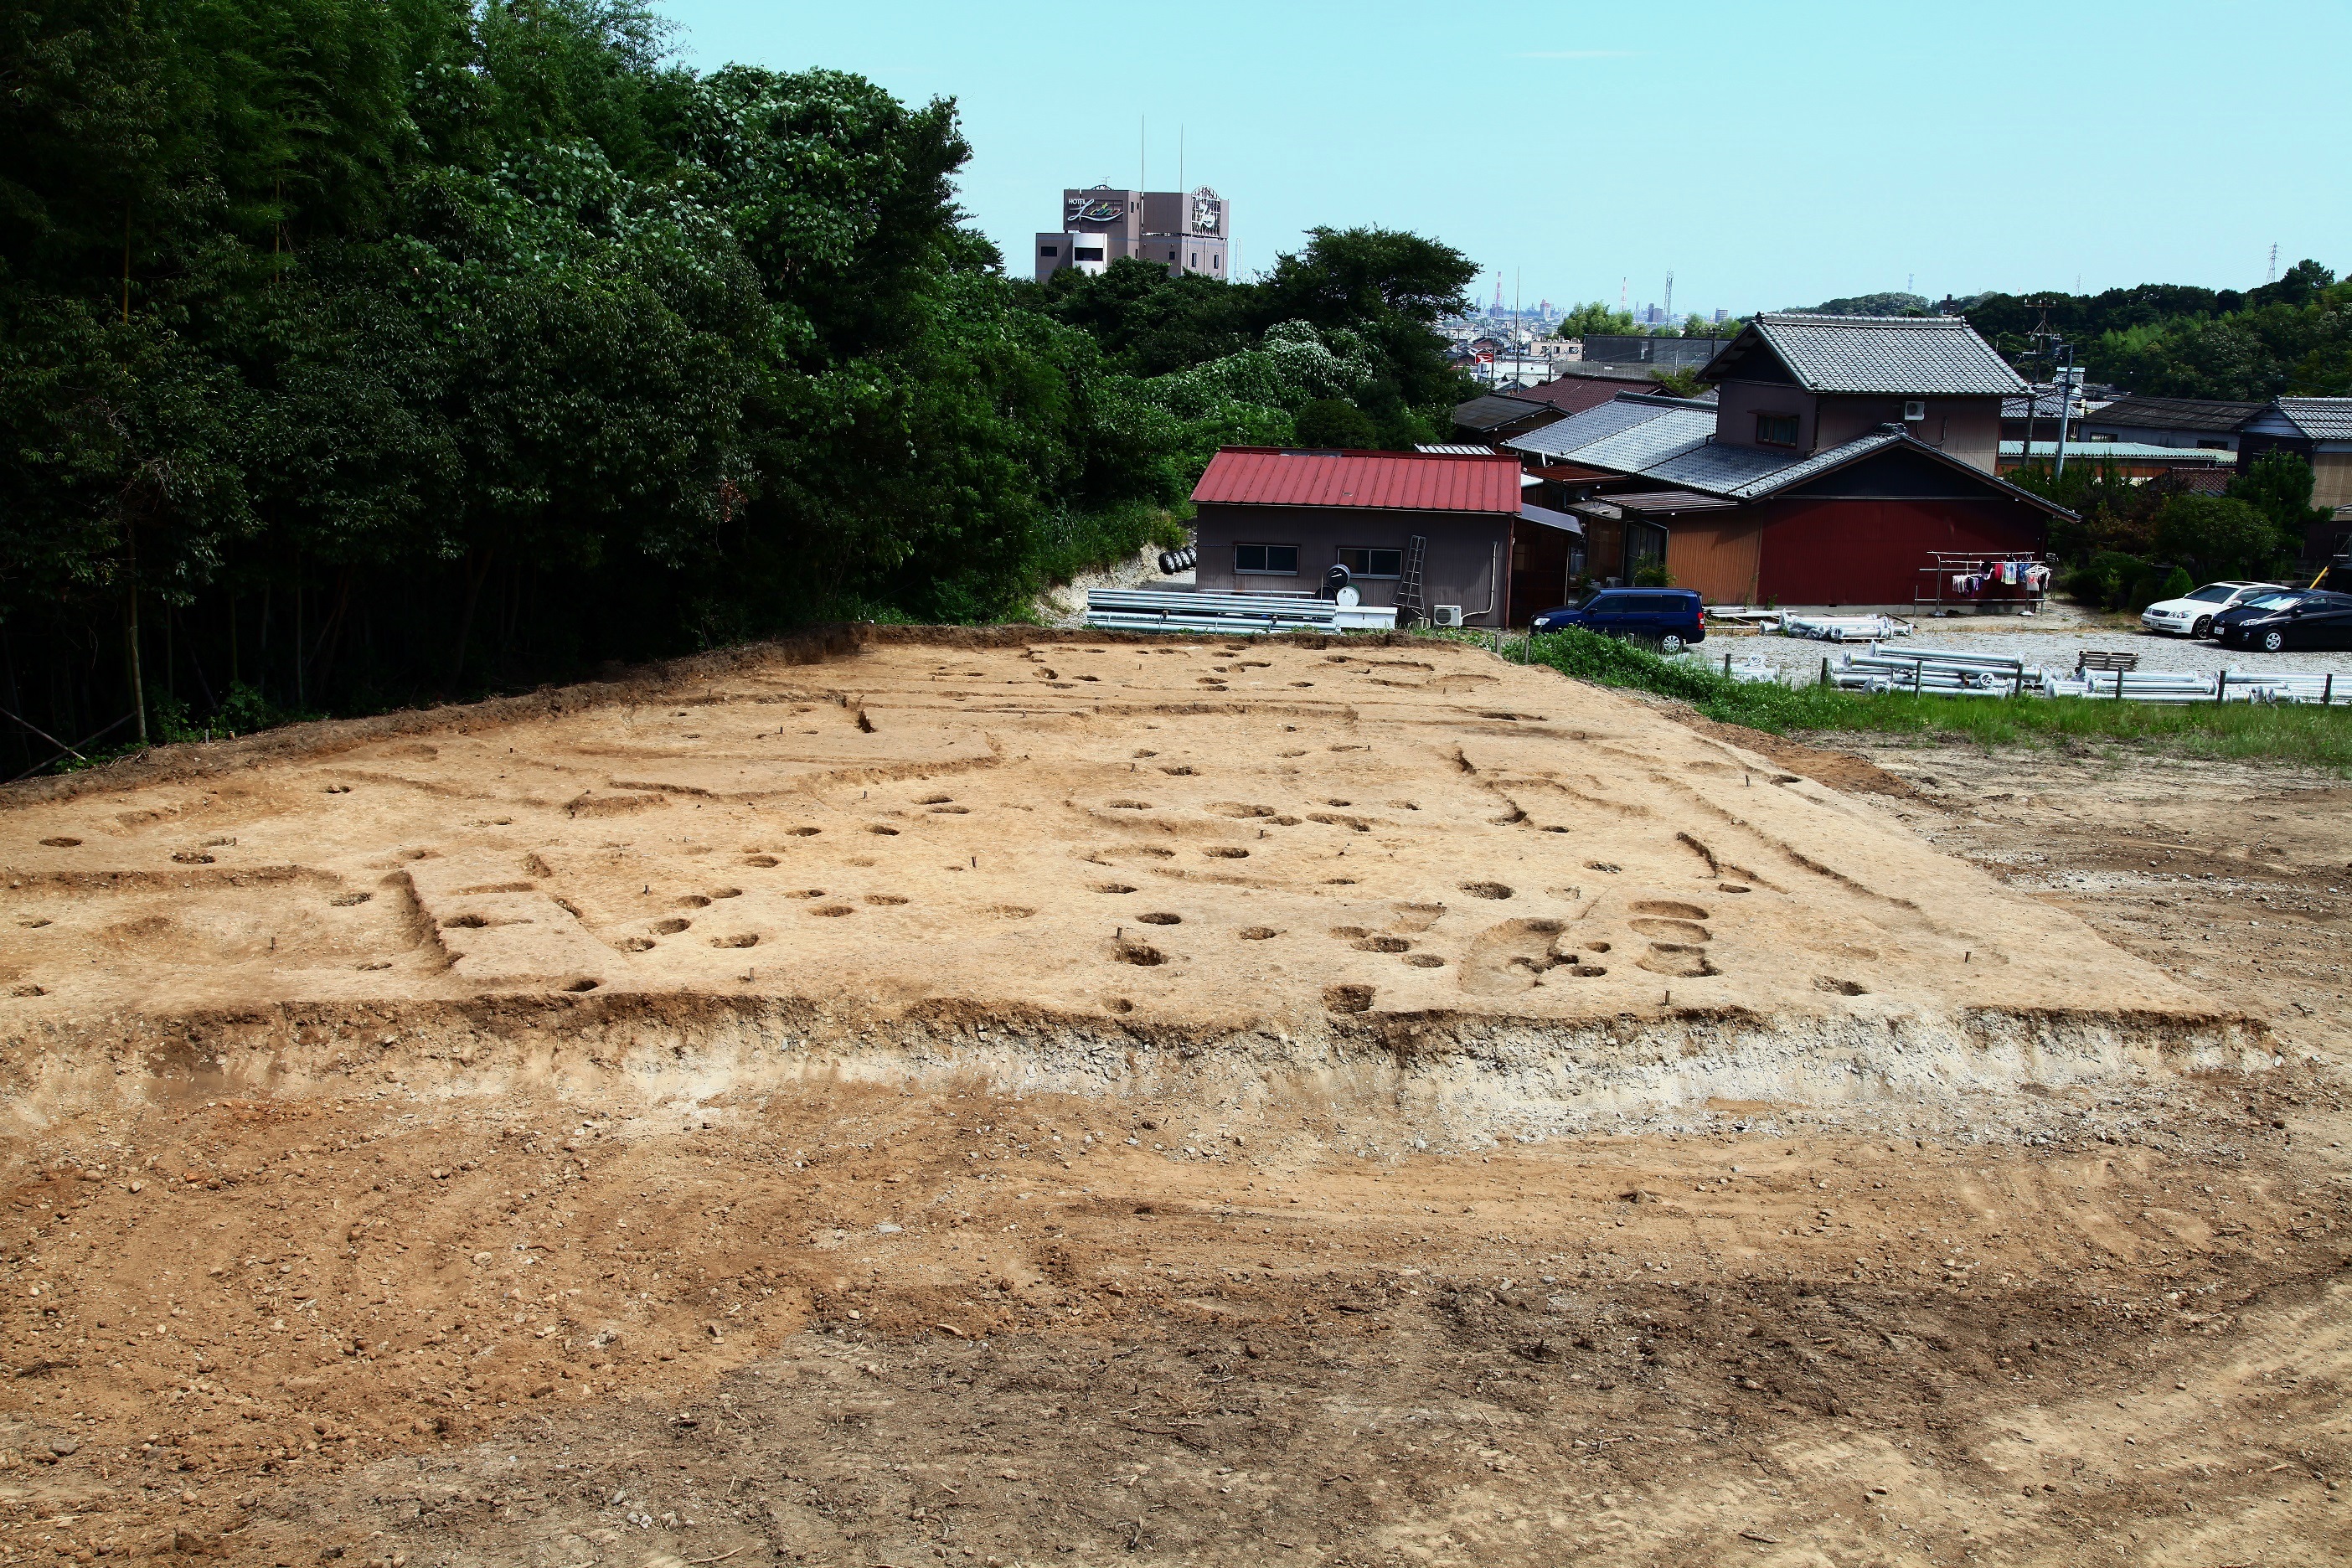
1336 547 1402 579
1234 544 1299 575
1756 412 1799 447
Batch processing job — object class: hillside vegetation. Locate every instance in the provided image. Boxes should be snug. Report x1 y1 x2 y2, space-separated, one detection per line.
0 0 1478 769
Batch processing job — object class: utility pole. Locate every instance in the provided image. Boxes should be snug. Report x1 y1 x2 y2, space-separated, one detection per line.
2020 300 2052 465
2052 339 2076 478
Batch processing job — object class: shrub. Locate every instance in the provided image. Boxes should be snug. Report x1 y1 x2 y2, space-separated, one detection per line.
2153 494 2288 580
1292 397 1380 450
2125 565 2172 612
2070 550 2146 608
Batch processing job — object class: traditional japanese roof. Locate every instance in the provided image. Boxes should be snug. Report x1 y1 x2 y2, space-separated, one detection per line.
1719 429 1911 498
2248 397 2352 441
2076 395 2262 434
1565 408 1719 474
1502 396 1705 462
1450 393 1560 435
1509 372 1715 414
1703 313 2028 395
1191 447 1524 513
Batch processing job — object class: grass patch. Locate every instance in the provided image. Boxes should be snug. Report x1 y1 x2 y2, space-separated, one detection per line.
1496 627 2352 771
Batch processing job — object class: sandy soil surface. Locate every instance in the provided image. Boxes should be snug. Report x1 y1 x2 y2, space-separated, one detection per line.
2 630 2346 1568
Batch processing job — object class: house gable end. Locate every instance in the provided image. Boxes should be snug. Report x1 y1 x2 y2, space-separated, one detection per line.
1777 443 2013 500
1697 328 1795 387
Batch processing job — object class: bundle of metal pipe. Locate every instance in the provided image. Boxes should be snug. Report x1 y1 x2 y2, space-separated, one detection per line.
1085 586 1397 635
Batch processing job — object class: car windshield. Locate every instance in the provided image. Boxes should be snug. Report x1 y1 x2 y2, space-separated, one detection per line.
1575 590 1611 610
2184 585 2237 603
2241 592 2305 611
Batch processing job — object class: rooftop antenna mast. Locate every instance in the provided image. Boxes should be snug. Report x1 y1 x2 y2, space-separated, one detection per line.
1139 116 1145 193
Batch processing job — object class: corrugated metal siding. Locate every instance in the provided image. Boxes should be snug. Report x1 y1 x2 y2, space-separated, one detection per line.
1753 498 2047 606
1191 448 1521 514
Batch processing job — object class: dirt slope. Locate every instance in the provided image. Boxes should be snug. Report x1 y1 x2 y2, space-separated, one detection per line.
1 632 2345 1568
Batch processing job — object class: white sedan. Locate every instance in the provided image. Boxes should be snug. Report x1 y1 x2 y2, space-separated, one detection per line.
2140 580 2286 638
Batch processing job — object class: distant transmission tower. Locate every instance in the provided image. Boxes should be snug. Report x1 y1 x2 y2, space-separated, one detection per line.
1663 270 1674 321
1492 276 1505 313
2267 243 2279 284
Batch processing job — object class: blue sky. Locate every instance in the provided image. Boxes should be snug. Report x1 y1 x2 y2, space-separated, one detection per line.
655 0 2349 315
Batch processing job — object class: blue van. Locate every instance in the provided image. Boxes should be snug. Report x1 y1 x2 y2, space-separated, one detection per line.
1529 588 1708 652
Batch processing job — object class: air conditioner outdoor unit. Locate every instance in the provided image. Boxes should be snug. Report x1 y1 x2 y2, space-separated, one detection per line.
1431 605 1466 627
1902 400 1927 421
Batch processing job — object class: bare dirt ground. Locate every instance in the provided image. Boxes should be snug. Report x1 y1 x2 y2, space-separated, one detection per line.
1 630 2346 1568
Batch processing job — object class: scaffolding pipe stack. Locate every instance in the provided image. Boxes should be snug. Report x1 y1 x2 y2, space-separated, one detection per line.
1085 586 1398 635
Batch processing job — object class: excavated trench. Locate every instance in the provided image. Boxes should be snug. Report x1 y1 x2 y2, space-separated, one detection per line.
2 992 2277 1150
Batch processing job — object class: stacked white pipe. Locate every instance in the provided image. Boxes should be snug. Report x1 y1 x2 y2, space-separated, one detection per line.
1778 612 1916 642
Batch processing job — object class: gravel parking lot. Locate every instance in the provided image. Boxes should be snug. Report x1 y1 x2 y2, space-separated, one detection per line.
1689 601 2352 683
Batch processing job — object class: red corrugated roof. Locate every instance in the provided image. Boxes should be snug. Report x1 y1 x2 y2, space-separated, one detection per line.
1191 446 1523 514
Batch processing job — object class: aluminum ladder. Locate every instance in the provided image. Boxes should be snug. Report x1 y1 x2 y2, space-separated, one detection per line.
1395 534 1428 627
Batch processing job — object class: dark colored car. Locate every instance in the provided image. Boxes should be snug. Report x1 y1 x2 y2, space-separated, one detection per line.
1529 588 1707 652
2211 590 2352 652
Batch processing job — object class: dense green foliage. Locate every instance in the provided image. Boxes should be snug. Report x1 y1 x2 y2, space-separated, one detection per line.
0 0 1477 771
1966 261 2351 398
2002 449 2323 610
1511 627 2352 771
1787 291 1932 317
1542 301 1736 340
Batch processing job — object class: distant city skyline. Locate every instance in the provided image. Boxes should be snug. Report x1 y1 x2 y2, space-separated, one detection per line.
656 0 2350 311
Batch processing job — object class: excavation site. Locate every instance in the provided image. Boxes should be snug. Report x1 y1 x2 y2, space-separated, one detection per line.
2 628 2346 1567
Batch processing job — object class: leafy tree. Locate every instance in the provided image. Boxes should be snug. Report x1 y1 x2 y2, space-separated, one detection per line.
1294 398 1378 449
2001 456 2160 561
1966 265 2349 399
1788 291 1929 317
2226 450 2331 544
2152 495 2289 580
0 0 1495 770
1648 366 1707 398
1553 300 1636 338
